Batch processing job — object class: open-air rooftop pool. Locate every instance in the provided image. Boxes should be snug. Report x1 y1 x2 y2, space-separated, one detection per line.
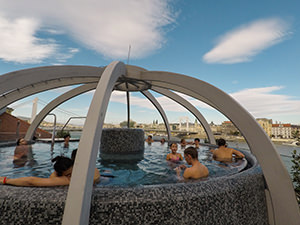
0 141 247 186
0 140 267 225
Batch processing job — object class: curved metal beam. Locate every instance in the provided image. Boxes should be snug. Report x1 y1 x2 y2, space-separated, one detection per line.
0 65 104 95
62 61 126 225
141 90 171 141
151 87 216 145
131 70 300 225
0 77 99 110
1 63 297 224
24 83 97 141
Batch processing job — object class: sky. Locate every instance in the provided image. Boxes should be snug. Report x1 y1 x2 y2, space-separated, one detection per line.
0 0 300 126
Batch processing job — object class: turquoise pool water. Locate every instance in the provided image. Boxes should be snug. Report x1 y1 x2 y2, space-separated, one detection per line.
0 141 246 186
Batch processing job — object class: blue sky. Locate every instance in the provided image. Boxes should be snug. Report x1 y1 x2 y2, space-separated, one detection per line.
0 0 300 126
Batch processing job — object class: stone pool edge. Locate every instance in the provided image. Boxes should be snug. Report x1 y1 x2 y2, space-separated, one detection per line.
0 150 268 225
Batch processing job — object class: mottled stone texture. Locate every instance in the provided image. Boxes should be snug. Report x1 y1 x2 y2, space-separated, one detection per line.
0 151 269 225
100 128 144 154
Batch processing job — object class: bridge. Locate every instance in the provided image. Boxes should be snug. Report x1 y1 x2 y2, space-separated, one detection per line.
143 128 198 135
40 127 198 136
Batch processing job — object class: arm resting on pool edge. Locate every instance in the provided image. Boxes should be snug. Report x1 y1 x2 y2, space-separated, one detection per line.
0 176 70 187
49 168 101 184
232 149 245 158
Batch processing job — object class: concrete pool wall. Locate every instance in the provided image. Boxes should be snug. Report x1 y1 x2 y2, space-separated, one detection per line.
0 151 268 225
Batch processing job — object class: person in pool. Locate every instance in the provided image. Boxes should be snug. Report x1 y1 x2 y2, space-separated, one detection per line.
145 135 154 144
211 138 245 162
193 138 200 148
13 138 33 167
180 138 193 148
166 143 183 162
160 138 166 144
50 149 100 184
0 156 74 186
175 147 209 179
63 133 71 148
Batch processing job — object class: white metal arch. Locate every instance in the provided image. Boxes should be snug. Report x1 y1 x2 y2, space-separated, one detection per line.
0 77 99 110
62 61 126 225
141 90 171 140
0 65 104 95
25 83 172 142
24 83 97 141
0 63 298 225
128 70 300 225
151 87 216 144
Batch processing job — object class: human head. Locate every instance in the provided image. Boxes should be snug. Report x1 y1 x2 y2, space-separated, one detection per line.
148 135 152 139
169 142 178 153
194 138 200 143
160 138 166 144
63 134 71 140
52 156 74 177
217 138 226 147
17 138 27 146
184 147 198 162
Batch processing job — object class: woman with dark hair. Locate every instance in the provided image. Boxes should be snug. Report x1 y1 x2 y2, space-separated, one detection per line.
0 156 74 186
50 149 100 184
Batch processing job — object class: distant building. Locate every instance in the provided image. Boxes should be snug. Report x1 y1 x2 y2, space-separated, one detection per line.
272 123 292 139
256 118 272 137
0 110 51 142
221 121 239 136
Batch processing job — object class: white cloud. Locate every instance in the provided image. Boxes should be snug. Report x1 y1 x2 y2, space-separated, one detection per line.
231 86 300 117
109 87 300 122
0 15 57 63
109 91 211 112
203 18 291 64
0 0 176 63
55 48 80 63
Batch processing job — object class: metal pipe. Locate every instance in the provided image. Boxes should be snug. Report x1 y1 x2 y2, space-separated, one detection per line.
126 91 130 128
61 116 86 134
48 113 57 147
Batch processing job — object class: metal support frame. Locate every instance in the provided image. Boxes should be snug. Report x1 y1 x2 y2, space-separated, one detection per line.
48 113 57 147
151 87 216 144
62 61 126 225
132 70 300 225
0 65 103 95
0 77 99 110
60 117 87 134
141 90 171 140
0 63 298 225
24 83 97 141
126 91 130 128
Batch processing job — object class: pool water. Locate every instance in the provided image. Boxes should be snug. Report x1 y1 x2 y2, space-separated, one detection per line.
0 141 246 187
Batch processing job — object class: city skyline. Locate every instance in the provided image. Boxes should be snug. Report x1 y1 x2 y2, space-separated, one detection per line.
0 1 300 125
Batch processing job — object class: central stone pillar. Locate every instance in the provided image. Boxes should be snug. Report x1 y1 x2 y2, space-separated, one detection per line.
100 128 145 161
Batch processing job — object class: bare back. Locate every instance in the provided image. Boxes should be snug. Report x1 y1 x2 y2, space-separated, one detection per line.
183 161 209 179
213 146 244 161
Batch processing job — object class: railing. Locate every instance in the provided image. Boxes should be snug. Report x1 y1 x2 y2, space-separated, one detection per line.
60 116 86 134
48 113 57 147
